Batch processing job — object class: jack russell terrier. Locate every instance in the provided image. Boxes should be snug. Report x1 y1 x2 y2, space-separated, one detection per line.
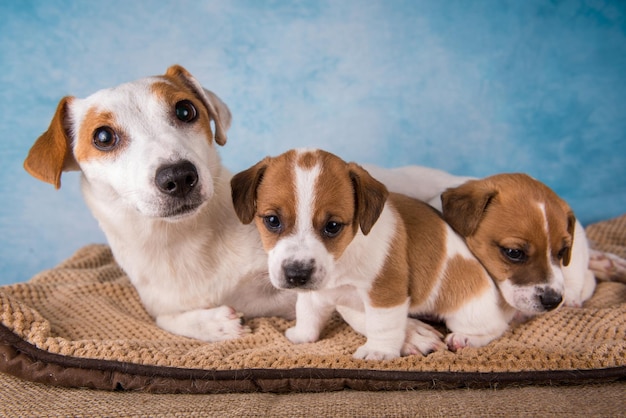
367 166 626 312
231 149 517 358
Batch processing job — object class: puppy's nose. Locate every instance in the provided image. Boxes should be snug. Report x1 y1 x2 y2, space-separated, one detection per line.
155 161 198 198
539 288 563 311
283 262 314 287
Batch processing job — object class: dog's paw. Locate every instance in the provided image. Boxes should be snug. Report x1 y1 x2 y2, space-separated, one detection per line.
401 318 446 356
285 326 319 344
445 332 497 352
156 306 250 342
353 343 400 361
589 250 626 283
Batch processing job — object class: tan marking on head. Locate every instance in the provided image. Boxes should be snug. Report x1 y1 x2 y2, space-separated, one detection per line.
434 255 490 314
297 150 319 170
444 173 574 286
74 107 128 163
151 80 215 145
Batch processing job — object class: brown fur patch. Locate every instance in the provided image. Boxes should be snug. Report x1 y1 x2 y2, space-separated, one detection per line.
74 107 128 163
388 194 447 307
435 255 490 314
151 80 215 144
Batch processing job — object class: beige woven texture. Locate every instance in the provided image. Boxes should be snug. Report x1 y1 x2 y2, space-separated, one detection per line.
1 216 625 374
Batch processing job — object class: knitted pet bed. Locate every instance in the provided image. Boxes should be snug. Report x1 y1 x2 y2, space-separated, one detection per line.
1 215 625 393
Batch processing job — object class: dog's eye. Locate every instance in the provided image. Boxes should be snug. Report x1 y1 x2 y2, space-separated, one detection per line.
263 215 282 233
175 100 198 123
323 221 343 238
93 126 118 151
501 247 527 263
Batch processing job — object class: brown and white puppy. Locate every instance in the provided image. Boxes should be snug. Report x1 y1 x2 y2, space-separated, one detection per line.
440 174 594 315
231 149 515 359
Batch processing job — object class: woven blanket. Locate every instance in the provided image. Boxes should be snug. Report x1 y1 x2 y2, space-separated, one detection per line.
1 215 625 393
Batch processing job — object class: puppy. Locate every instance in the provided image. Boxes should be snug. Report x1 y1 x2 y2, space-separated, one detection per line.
24 65 296 342
231 149 516 359
365 166 619 311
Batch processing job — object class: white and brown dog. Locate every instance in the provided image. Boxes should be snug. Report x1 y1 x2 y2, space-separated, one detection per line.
366 165 626 313
24 65 296 342
231 149 516 359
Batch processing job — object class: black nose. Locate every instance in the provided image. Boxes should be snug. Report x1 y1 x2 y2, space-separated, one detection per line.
155 161 198 198
283 261 314 287
539 288 563 311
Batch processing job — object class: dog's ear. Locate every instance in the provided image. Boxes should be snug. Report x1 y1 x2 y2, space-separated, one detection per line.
562 211 576 267
24 97 78 189
231 160 268 224
165 65 232 146
348 163 389 235
441 180 497 237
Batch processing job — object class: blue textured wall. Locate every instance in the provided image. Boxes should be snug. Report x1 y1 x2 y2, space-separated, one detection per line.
1 0 625 284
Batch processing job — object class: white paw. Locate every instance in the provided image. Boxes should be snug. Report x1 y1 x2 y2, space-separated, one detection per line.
353 343 400 361
285 326 319 344
401 319 446 356
445 331 498 352
156 305 250 342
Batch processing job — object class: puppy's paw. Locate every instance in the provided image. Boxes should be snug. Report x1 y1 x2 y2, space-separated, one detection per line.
285 326 319 344
353 343 400 361
401 318 446 356
589 250 626 283
445 332 497 352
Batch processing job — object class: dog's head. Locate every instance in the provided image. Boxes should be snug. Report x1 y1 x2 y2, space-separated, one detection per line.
441 173 576 314
231 149 388 291
24 65 231 221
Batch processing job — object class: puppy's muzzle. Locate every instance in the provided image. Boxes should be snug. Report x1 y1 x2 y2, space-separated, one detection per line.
539 287 563 311
155 160 198 198
282 260 315 288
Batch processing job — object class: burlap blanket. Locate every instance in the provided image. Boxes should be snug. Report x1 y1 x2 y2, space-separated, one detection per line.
1 215 625 393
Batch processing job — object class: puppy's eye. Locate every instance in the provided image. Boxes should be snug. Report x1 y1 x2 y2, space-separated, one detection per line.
263 215 282 233
175 100 198 123
93 126 118 151
501 247 527 263
323 221 343 238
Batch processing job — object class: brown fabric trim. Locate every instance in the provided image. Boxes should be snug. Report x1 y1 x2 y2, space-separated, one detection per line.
1 323 624 394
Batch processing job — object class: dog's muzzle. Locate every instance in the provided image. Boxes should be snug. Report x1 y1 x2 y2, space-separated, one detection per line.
538 287 563 311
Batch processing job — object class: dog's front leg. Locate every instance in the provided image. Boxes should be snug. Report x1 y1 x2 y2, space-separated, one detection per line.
156 306 250 342
353 297 409 361
285 292 335 344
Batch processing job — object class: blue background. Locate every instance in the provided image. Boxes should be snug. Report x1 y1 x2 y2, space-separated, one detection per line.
1 0 625 285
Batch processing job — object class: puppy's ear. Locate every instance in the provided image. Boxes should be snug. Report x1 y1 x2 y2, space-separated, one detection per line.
165 65 232 146
231 160 268 224
24 97 77 189
562 211 576 267
441 180 497 237
348 163 389 235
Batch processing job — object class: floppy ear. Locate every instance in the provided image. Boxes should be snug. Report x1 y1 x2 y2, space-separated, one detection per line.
562 212 576 267
165 64 232 146
231 160 268 224
24 97 78 189
441 180 497 237
348 163 389 235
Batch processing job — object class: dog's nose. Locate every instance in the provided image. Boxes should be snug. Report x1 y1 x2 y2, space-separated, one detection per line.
283 262 314 287
539 288 563 311
155 161 198 198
